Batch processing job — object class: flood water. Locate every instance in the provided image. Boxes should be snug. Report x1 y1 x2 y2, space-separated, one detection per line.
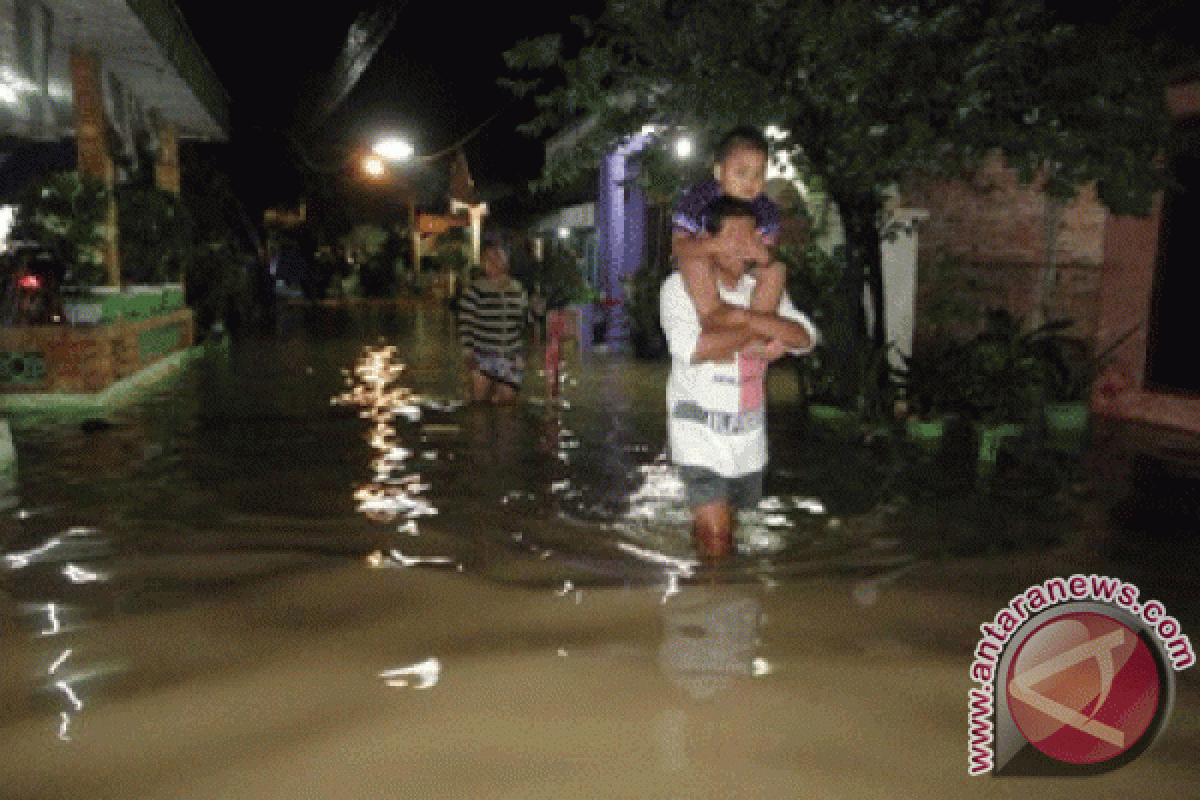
3 302 896 580
1 302 1197 798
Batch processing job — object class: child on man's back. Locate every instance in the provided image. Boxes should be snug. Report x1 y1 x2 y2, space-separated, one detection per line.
672 126 786 336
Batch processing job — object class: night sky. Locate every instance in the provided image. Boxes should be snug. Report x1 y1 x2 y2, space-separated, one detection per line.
173 1 1194 225
174 1 605 222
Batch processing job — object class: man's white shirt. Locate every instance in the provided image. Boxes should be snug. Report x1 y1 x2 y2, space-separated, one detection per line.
659 271 818 478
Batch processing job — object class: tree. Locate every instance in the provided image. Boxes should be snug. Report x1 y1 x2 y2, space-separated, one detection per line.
503 0 1172 364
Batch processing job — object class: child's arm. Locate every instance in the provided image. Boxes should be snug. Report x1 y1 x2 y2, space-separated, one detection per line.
678 256 731 329
748 261 785 313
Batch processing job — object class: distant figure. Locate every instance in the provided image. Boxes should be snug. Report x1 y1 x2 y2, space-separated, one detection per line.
1 246 65 325
252 245 277 322
457 244 529 405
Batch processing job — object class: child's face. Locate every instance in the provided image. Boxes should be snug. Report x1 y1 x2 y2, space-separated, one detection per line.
714 144 767 201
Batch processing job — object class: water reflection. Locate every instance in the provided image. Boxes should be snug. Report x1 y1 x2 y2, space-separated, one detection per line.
658 589 765 700
0 303 927 766
379 657 441 690
334 345 438 527
4 521 123 743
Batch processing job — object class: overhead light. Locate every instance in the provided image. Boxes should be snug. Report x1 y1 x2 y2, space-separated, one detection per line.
373 137 414 163
673 135 694 160
362 155 386 177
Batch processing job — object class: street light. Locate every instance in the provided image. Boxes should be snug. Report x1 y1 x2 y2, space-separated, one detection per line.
362 154 386 177
365 135 420 279
673 135 693 160
372 136 414 163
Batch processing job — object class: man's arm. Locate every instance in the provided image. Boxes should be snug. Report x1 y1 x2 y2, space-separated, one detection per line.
737 309 813 352
696 306 812 355
690 324 767 364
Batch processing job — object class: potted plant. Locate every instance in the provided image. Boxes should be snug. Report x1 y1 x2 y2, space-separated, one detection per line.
895 339 967 451
13 171 112 324
117 183 194 317
778 244 861 435
904 309 1102 466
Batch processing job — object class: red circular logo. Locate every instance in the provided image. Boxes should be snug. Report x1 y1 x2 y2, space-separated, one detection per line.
1006 612 1160 765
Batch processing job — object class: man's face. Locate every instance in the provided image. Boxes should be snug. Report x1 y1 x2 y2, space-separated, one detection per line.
714 145 767 201
712 214 758 272
482 248 508 279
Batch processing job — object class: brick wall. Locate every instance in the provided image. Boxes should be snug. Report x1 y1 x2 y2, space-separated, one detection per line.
900 151 1108 348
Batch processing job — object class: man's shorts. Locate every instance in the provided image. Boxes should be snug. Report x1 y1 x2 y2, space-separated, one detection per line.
678 465 763 511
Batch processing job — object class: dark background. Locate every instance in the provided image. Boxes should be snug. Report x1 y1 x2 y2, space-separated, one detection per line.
173 1 1195 224
174 1 606 223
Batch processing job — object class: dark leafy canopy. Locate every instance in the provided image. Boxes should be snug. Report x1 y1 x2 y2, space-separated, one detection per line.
503 0 1173 373
504 0 1170 213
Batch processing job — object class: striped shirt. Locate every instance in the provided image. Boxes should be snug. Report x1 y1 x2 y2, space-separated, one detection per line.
457 278 529 355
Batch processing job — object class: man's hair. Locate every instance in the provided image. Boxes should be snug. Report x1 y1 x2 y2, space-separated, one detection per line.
714 126 770 164
703 195 758 236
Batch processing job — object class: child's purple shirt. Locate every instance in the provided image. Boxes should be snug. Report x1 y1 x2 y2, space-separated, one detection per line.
671 179 780 239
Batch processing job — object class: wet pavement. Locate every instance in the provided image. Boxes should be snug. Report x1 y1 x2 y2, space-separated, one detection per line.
1 300 1198 798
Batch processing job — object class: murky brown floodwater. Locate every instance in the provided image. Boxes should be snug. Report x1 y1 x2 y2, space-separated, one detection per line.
1 302 1197 798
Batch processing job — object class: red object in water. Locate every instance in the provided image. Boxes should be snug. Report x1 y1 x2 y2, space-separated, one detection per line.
16 272 41 290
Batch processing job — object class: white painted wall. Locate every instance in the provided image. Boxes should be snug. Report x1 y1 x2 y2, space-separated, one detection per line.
806 194 927 366
881 209 929 366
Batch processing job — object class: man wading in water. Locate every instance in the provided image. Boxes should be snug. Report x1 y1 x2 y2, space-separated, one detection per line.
659 196 818 560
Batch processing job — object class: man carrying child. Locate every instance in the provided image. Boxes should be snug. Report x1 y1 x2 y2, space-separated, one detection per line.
660 196 819 561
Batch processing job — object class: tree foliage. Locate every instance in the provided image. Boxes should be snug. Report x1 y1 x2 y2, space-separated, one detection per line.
505 0 1170 214
13 172 110 286
503 0 1173 377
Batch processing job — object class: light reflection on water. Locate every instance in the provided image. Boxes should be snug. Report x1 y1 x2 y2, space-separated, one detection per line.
317 313 883 578
4 522 125 743
0 305 902 588
0 304 916 752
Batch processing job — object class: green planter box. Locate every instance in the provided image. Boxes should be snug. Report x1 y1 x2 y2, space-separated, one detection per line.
161 283 185 311
978 423 1023 467
905 417 946 453
1044 402 1090 456
97 287 125 322
125 286 165 319
809 404 860 438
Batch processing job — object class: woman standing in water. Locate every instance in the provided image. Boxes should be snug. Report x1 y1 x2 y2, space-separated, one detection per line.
457 243 529 404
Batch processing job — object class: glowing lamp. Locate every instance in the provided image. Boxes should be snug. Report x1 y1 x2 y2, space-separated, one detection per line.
673 135 693 160
373 137 414 163
362 155 386 177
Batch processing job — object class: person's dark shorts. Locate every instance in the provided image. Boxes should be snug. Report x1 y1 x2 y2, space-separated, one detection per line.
678 465 763 511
